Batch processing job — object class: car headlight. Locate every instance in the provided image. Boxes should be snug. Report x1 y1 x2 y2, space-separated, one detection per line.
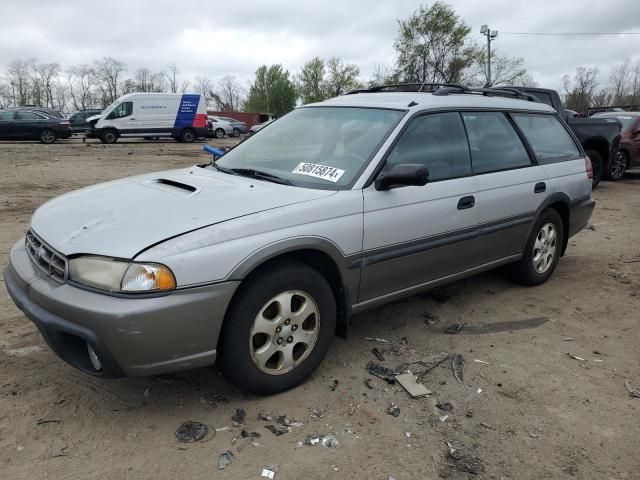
68 256 176 293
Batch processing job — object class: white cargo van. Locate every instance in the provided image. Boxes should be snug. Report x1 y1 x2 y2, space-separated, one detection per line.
87 93 208 143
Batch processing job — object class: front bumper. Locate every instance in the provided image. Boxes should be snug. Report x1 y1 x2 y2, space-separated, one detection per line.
4 241 239 377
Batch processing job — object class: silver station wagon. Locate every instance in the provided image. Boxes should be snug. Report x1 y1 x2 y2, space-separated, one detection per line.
4 84 595 394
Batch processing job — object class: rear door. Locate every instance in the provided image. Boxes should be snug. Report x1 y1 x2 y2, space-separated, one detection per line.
461 111 547 265
360 111 477 302
14 111 48 139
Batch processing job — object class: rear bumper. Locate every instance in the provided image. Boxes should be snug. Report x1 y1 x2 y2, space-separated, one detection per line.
569 196 596 238
4 241 239 377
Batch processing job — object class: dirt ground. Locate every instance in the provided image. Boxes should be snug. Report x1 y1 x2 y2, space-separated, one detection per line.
0 138 638 480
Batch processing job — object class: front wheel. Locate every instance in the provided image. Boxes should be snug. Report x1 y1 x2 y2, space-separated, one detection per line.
180 128 195 143
585 149 603 188
232 128 241 137
605 150 627 181
509 208 564 286
100 129 118 144
39 128 56 144
214 128 225 139
218 262 336 394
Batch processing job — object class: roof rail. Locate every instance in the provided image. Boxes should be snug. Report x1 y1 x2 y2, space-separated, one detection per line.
346 83 539 102
345 83 467 94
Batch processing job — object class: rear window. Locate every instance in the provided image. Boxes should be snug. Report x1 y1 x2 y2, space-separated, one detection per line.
512 113 581 163
530 91 554 108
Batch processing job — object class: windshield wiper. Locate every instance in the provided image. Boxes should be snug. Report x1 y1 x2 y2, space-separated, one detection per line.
230 168 294 186
209 163 237 175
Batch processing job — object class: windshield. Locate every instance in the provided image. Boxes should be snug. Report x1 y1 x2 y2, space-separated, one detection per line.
214 107 405 189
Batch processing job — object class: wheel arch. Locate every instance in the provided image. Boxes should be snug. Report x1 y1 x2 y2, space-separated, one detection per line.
227 238 358 339
531 193 571 256
583 137 610 164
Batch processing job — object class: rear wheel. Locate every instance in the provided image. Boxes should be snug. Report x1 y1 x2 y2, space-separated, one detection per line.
232 128 241 137
39 128 56 144
509 208 564 286
214 128 225 139
100 129 118 144
585 149 603 188
180 128 196 143
219 262 336 394
605 150 627 181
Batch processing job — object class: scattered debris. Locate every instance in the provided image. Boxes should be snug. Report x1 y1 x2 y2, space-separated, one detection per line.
567 353 586 361
364 378 374 389
215 426 229 432
367 361 399 383
330 379 339 391
364 337 391 343
175 421 208 443
37 419 61 425
480 422 495 430
232 408 246 425
473 359 491 365
395 372 432 398
258 411 274 422
372 347 386 361
451 354 464 384
241 430 261 439
276 416 304 427
218 450 234 470
304 434 321 446
321 434 339 448
439 415 449 422
310 406 326 419
265 425 290 436
445 441 483 475
476 388 483 394
586 224 596 231
562 337 575 342
423 312 440 324
436 402 454 412
444 323 464 334
386 403 401 417
529 432 539 438
261 468 276 479
415 352 450 382
236 438 259 452
624 381 640 398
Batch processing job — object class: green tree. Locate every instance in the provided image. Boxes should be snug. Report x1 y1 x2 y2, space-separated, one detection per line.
296 57 327 104
393 1 477 84
324 57 361 97
244 64 297 116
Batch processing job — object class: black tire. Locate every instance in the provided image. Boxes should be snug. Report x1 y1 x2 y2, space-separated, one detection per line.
232 128 241 137
214 128 225 139
509 208 564 286
218 261 336 395
605 150 627 181
100 129 118 144
180 128 196 143
39 128 56 144
585 149 603 188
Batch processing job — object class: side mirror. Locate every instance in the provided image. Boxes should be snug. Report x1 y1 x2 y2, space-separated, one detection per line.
375 163 429 191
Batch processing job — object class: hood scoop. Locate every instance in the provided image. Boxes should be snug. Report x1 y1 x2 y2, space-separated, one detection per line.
141 178 199 196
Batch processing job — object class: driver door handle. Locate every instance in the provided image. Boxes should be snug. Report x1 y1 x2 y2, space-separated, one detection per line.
457 196 475 210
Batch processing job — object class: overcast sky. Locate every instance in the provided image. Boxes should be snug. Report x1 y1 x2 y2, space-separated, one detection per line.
1 0 639 91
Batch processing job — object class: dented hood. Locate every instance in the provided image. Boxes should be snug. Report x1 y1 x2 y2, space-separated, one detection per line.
30 167 334 258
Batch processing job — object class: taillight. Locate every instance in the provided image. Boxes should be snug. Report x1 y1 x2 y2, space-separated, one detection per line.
585 156 593 179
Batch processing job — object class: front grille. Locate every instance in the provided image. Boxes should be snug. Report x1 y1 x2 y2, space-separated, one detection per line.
25 229 68 283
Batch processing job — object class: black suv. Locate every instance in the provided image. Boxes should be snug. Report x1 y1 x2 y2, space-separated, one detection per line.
68 109 102 134
0 108 72 143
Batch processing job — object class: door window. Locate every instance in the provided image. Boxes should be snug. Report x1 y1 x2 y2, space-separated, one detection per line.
0 111 15 120
462 112 532 174
16 111 45 120
512 113 581 163
106 102 133 119
384 112 471 181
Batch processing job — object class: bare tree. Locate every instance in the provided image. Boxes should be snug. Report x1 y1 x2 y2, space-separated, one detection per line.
164 63 180 93
610 60 631 104
7 59 30 105
213 75 244 111
563 67 599 113
179 80 191 93
194 75 213 104
94 57 126 106
67 64 96 110
39 63 60 108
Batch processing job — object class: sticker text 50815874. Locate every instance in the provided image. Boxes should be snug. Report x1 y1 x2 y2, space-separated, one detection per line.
292 162 345 183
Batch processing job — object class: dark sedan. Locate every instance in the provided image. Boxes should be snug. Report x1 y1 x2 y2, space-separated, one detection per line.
0 108 72 143
68 109 102 134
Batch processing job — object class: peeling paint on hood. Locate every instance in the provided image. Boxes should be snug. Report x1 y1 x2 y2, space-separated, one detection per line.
30 167 335 259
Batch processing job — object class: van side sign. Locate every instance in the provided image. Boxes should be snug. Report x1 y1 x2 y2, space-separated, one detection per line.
173 94 200 128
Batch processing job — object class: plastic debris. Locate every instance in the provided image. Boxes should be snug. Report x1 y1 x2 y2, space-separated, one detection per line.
310 406 326 419
364 378 374 389
386 403 400 417
372 347 386 361
218 450 234 470
276 416 304 427
625 381 640 398
258 411 274 422
232 408 246 424
436 402 454 412
567 353 586 361
175 421 208 443
439 415 449 422
265 425 290 436
305 434 321 446
473 359 491 365
321 433 339 448
241 430 261 438
395 372 432 397
367 361 399 383
330 379 339 391
261 468 276 479
444 323 464 334
364 337 391 343
451 354 464 384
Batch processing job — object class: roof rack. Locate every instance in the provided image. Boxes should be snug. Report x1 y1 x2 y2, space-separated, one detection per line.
346 83 539 102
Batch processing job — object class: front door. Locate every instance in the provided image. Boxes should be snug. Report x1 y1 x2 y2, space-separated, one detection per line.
360 111 478 302
0 110 16 139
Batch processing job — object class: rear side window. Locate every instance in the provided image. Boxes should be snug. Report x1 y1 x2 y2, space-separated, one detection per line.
384 112 471 181
512 113 581 163
107 102 133 119
0 111 15 120
16 111 45 120
462 112 531 174
529 91 553 107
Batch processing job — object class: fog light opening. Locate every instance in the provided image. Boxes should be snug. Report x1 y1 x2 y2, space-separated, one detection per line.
87 344 102 371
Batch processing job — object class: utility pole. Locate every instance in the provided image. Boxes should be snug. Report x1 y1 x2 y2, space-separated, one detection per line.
480 25 498 86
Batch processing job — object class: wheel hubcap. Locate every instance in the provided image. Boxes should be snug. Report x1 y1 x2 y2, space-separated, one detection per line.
249 290 320 375
532 223 557 274
42 131 54 142
611 152 626 178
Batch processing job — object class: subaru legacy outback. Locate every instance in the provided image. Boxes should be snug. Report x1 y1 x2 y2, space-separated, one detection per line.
4 84 595 394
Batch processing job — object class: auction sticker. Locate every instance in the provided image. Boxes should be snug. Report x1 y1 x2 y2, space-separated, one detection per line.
292 162 345 183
